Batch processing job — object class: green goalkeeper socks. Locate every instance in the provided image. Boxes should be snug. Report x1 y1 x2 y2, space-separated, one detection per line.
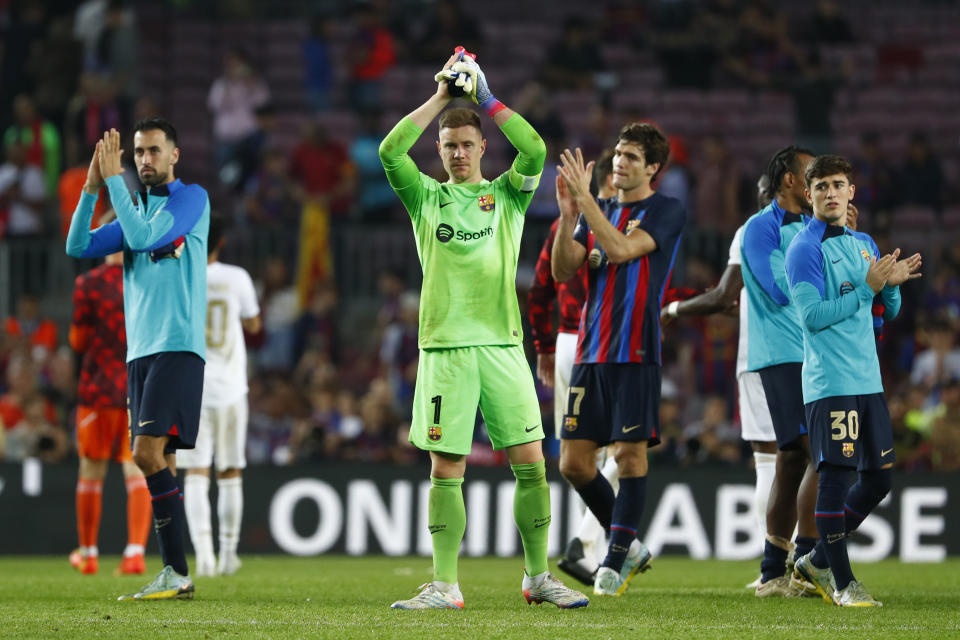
429 476 466 585
511 461 551 577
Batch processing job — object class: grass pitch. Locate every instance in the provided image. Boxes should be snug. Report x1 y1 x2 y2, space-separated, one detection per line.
1 555 958 639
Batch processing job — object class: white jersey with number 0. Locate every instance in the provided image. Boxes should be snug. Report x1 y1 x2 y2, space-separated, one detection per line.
203 261 259 407
727 226 749 377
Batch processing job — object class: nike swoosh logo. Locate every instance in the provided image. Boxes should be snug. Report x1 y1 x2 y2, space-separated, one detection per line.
440 201 453 208
138 420 155 427
622 424 643 433
832 258 842 263
525 426 538 433
534 521 550 528
881 448 894 457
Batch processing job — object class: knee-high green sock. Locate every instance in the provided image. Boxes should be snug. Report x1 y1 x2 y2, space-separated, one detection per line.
511 461 550 577
429 476 466 585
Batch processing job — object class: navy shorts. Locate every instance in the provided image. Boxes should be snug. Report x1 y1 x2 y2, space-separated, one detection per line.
805 393 895 471
560 363 661 447
758 363 808 450
128 352 205 454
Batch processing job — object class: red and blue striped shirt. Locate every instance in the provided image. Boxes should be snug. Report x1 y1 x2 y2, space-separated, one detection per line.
573 193 686 365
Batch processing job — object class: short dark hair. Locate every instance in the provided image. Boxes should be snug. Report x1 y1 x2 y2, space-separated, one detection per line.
765 145 815 196
617 122 670 182
593 147 615 189
208 211 226 255
804 154 854 187
133 117 178 145
438 107 482 136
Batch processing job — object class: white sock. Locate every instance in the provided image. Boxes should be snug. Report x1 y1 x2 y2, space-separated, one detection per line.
123 544 145 558
753 452 777 543
217 476 243 558
184 474 215 564
85 545 99 558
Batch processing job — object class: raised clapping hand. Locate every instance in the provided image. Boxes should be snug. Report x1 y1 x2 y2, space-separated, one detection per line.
83 142 104 194
555 174 579 223
865 252 896 293
557 148 595 205
886 249 923 286
97 129 125 181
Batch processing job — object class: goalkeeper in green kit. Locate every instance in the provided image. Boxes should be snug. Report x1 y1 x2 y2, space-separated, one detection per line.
380 50 588 610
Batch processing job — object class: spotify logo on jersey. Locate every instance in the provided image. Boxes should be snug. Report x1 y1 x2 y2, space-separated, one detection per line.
436 223 454 243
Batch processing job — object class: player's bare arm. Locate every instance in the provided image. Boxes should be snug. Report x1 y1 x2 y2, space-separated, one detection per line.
551 174 587 282
662 264 743 325
559 148 657 265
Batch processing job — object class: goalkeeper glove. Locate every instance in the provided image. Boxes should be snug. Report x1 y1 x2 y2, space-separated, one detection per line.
450 53 506 117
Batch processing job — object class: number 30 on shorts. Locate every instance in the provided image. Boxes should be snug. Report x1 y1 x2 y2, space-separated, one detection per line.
830 410 859 440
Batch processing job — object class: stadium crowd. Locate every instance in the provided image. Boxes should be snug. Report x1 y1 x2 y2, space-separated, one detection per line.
0 0 958 473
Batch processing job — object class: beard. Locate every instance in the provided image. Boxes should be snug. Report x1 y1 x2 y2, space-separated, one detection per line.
139 169 167 186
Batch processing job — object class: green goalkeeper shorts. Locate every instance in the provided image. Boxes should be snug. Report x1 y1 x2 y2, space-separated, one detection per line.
409 344 544 455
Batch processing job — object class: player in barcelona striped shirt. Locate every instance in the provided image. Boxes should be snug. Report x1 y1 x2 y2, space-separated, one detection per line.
552 122 686 596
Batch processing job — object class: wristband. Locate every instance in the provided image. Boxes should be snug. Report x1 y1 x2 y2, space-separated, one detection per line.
481 96 506 118
666 300 680 318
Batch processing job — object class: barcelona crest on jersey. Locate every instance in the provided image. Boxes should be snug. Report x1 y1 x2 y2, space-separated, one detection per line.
626 219 641 233
428 425 442 441
842 442 855 457
478 194 495 212
861 249 871 261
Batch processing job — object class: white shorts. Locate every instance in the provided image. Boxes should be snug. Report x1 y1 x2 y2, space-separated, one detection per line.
738 371 775 442
175 396 248 472
553 331 578 439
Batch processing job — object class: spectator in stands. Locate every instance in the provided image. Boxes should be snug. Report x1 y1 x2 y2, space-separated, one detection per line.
346 3 396 114
380 291 419 411
412 0 483 65
0 2 47 125
853 132 896 214
289 121 354 218
721 2 803 89
541 16 608 91
658 136 692 216
928 377 960 471
5 393 68 463
255 257 300 373
923 265 960 322
63 72 127 168
800 0 855 44
24 15 82 127
294 279 340 365
899 131 944 212
244 147 299 228
910 316 960 391
3 94 61 198
86 0 138 101
0 355 58 432
207 47 271 189
0 142 48 236
304 14 334 113
350 113 397 220
683 395 742 464
3 294 57 361
693 134 741 234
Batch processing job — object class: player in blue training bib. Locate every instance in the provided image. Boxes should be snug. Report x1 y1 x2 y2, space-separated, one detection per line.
785 155 921 607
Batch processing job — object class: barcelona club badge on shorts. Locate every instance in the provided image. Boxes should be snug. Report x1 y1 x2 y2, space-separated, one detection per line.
477 194 495 212
563 416 578 432
428 425 442 442
842 442 855 458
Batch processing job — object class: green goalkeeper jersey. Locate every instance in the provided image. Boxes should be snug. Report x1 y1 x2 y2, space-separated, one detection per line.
379 114 545 349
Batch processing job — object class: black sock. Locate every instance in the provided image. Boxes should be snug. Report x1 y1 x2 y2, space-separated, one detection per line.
811 467 891 571
760 540 789 583
794 535 817 561
146 468 189 576
573 470 615 531
815 464 853 591
602 476 646 572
